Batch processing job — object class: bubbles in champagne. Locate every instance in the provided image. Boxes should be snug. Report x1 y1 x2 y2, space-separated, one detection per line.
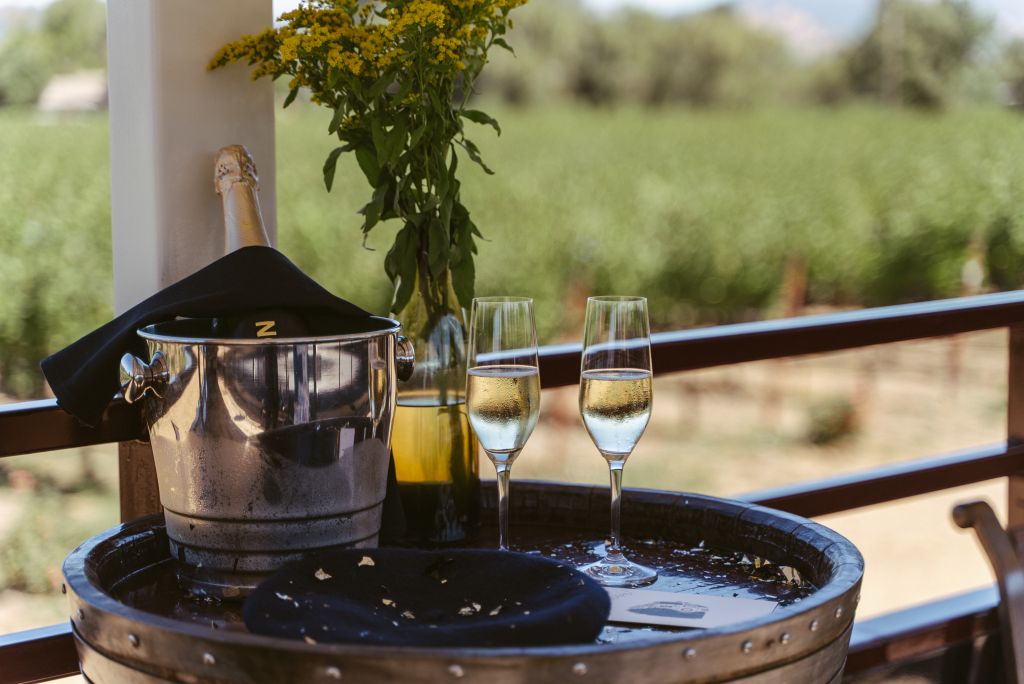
467 365 541 455
579 369 652 458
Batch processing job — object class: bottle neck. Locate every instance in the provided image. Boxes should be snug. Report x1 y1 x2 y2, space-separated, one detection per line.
220 180 270 252
215 144 270 252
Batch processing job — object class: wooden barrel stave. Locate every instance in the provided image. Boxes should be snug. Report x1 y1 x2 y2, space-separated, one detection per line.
65 483 864 684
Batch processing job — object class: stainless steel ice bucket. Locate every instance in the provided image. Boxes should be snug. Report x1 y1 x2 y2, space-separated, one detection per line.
119 316 414 597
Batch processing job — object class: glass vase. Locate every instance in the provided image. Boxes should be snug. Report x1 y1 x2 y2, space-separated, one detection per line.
390 267 480 544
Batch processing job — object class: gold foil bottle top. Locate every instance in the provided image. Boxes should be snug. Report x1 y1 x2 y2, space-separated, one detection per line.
215 144 259 196
215 144 270 251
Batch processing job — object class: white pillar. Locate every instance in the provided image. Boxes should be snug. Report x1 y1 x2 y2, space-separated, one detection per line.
107 0 277 314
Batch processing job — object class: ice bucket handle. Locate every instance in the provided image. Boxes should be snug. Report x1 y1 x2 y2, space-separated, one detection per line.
396 335 415 382
120 351 169 403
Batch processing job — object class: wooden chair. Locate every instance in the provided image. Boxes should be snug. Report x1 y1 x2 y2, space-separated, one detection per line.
953 500 1024 684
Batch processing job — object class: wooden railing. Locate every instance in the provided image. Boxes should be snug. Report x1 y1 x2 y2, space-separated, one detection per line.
4 291 1024 682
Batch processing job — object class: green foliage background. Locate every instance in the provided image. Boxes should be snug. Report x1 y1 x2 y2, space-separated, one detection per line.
3 0 1024 397
0 0 105 106
4 103 1024 396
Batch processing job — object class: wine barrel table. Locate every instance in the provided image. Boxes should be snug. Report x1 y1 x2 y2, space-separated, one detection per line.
63 482 863 684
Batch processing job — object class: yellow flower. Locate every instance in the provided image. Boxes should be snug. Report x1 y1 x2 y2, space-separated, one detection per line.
279 34 301 62
210 0 529 113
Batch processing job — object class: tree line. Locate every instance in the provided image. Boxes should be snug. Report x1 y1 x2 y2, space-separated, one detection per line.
0 0 1021 110
479 0 1023 110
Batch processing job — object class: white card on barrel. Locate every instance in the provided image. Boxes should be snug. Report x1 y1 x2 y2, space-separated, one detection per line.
605 588 777 629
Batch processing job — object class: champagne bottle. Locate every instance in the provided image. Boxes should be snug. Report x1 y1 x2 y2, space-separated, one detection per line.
391 272 480 545
212 144 305 338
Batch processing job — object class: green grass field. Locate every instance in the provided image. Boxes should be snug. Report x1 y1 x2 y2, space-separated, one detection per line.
5 103 1024 396
278 102 1024 327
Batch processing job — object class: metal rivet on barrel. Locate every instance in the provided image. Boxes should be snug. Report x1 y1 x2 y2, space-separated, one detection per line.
128 634 139 648
780 633 790 645
324 666 342 680
60 584 66 595
809 619 819 632
202 653 216 666
573 663 588 676
448 664 465 678
683 648 697 660
76 609 84 621
835 607 844 619
741 640 753 654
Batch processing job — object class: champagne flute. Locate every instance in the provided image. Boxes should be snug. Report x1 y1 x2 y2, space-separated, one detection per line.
579 296 657 587
467 297 541 550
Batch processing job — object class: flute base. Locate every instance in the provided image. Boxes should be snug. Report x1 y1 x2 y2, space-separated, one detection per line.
580 553 658 588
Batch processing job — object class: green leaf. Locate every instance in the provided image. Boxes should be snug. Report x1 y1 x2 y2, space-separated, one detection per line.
460 138 494 175
385 223 412 280
322 145 352 192
379 179 400 221
428 89 450 119
448 144 459 176
368 74 392 100
436 162 450 199
386 224 419 313
393 79 414 103
371 119 387 166
453 201 484 247
396 175 414 217
383 119 408 168
409 121 428 147
362 185 387 233
461 110 501 136
354 146 380 184
427 218 449 277
328 106 345 135
440 194 453 236
492 37 514 54
283 87 299 109
451 250 475 306
421 194 441 212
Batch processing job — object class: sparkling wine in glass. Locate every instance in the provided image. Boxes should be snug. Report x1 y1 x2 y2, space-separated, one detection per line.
467 297 541 550
579 296 657 587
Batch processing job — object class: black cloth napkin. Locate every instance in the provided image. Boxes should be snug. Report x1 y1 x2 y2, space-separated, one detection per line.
41 246 370 427
243 548 611 647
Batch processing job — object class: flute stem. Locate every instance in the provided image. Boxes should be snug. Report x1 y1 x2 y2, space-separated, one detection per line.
492 454 513 551
607 459 625 558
